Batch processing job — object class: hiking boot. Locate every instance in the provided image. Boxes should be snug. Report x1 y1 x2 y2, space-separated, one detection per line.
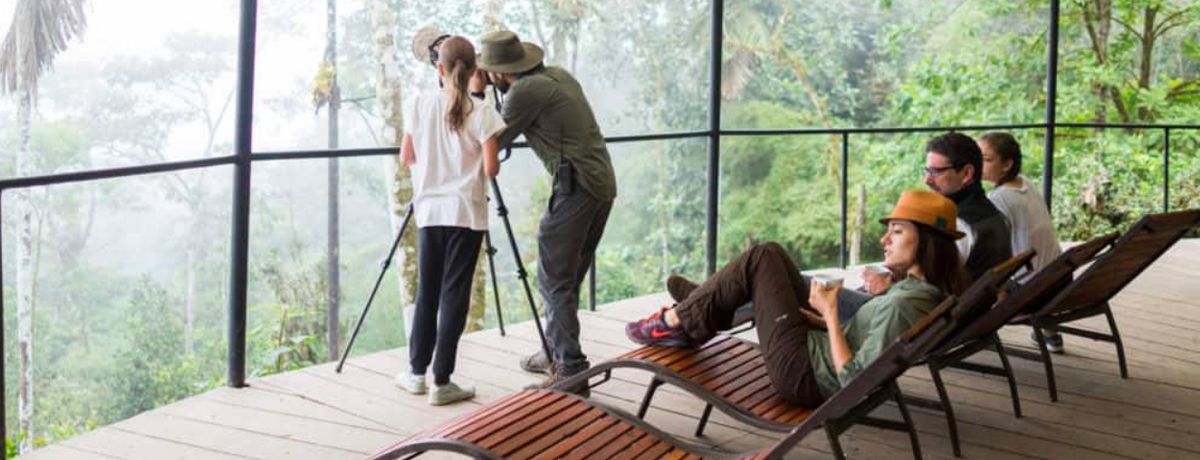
626 307 692 347
520 350 551 375
1030 329 1065 354
666 274 699 302
429 381 476 406
394 372 427 395
523 365 590 398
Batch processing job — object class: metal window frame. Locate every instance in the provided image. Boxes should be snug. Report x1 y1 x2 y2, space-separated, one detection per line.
2 0 1199 445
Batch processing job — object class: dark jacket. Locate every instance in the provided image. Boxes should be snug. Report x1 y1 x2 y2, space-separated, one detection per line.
950 182 1013 280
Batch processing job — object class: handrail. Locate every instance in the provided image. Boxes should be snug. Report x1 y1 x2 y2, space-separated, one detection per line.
1 124 1193 192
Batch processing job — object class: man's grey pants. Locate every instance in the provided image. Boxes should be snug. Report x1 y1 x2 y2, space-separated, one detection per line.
537 189 612 374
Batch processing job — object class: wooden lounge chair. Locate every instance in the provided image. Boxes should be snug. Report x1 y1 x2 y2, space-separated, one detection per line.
905 235 1117 457
547 252 1024 460
1005 209 1200 401
365 294 961 460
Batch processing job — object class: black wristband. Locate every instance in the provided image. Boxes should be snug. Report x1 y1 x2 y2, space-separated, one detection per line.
470 91 486 100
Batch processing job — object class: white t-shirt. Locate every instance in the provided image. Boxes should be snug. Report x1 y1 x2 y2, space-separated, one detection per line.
987 175 1062 276
404 90 506 231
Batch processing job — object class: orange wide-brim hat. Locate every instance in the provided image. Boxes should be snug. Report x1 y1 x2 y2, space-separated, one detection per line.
879 190 966 240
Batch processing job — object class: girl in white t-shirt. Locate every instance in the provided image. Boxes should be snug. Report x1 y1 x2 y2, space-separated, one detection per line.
979 132 1065 353
394 36 506 405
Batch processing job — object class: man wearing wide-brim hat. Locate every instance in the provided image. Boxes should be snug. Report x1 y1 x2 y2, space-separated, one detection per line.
472 30 617 392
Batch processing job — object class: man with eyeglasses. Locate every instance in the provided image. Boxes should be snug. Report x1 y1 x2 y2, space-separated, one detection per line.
921 132 1012 280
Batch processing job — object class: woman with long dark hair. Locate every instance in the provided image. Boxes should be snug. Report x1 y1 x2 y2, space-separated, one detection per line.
626 190 969 406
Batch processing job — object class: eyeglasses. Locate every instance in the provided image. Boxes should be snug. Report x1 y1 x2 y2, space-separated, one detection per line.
923 165 958 177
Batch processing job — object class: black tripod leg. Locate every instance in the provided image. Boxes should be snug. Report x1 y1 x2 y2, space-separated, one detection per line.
483 232 505 336
490 177 553 361
337 203 413 373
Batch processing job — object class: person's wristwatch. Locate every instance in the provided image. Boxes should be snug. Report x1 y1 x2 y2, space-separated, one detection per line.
470 91 486 100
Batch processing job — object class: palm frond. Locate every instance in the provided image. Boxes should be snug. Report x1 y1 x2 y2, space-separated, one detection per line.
721 47 757 100
0 0 89 96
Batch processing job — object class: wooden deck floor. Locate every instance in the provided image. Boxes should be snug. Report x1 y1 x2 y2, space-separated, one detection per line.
20 240 1200 459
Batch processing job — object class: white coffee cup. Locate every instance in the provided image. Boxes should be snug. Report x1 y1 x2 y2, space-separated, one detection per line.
866 264 892 276
812 273 844 289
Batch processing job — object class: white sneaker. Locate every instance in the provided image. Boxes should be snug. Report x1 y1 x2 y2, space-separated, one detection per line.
429 381 476 406
394 373 427 395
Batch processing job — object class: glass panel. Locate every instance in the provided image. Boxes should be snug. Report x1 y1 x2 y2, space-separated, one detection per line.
718 134 842 269
2 166 232 448
251 0 711 153
1170 130 1200 211
0 0 239 178
1058 1 1200 126
1050 128 1162 240
248 156 404 367
721 0 1048 129
594 138 708 304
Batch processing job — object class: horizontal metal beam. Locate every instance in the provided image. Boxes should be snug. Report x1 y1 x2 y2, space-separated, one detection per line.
720 123 1050 136
3 124 1196 192
0 155 237 191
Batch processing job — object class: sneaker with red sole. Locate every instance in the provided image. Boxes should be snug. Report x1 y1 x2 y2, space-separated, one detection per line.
626 307 692 347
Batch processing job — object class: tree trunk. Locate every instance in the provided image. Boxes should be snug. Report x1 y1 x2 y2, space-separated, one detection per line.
1136 6 1157 121
850 183 865 266
371 0 418 340
325 0 342 361
15 84 36 454
184 246 196 354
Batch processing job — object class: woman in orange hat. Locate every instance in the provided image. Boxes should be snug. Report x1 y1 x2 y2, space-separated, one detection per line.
626 190 969 406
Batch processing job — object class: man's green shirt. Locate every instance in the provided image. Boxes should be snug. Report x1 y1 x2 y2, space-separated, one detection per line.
497 66 617 201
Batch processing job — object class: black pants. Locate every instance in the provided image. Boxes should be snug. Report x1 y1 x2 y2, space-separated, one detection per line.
537 189 613 373
674 242 826 407
409 226 484 385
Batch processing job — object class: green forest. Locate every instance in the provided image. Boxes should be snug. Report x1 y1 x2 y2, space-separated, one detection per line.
1 0 1198 455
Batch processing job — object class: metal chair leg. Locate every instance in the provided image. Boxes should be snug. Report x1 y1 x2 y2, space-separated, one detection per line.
1104 304 1129 379
636 378 662 419
826 425 846 460
894 384 924 460
992 334 1022 418
928 366 958 457
695 404 713 437
1033 325 1059 402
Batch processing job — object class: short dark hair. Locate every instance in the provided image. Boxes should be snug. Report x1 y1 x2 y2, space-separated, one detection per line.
979 132 1022 185
926 132 982 182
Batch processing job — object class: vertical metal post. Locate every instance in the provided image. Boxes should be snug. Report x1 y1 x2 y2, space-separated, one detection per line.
1163 128 1170 212
1 190 5 444
228 0 258 388
1043 0 1060 210
840 132 849 269
707 0 724 275
325 0 341 362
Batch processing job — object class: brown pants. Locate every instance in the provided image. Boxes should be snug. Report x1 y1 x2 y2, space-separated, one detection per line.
674 242 826 407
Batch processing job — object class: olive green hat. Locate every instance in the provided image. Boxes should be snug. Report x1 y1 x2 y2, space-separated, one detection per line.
477 30 544 74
